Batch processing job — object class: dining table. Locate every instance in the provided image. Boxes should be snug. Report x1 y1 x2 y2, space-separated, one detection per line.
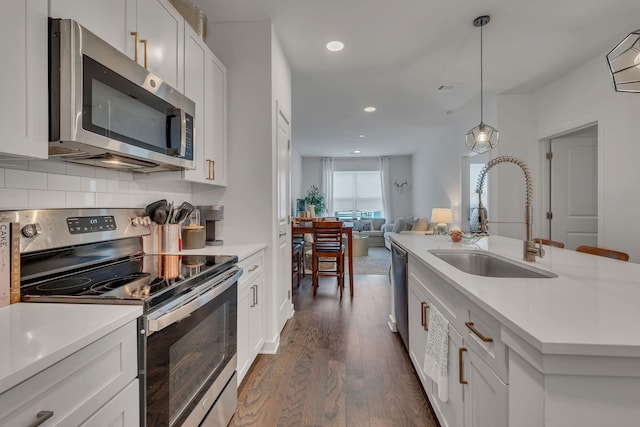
292 218 354 297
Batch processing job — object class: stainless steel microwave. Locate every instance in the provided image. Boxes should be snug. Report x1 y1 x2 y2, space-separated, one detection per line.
49 18 195 173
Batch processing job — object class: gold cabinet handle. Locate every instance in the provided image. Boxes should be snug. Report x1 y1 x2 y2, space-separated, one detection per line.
459 347 468 384
465 321 493 342
140 39 148 68
130 32 139 62
206 159 215 180
421 302 429 331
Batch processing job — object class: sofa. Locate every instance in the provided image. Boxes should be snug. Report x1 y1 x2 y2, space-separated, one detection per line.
350 218 386 247
383 216 435 250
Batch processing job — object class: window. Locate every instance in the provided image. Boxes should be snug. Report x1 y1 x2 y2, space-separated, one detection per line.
469 163 488 232
332 170 383 218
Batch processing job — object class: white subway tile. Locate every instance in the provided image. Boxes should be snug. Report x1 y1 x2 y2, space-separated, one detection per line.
66 192 96 208
95 168 121 179
80 177 107 192
0 189 29 209
118 171 134 181
96 192 118 207
5 169 47 190
118 194 146 208
48 174 81 191
28 190 66 209
29 159 67 174
66 163 96 178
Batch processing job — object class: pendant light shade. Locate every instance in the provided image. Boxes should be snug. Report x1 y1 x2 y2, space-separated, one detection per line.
466 15 499 154
606 29 640 93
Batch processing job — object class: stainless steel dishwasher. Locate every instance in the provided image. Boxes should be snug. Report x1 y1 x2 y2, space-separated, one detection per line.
391 242 409 349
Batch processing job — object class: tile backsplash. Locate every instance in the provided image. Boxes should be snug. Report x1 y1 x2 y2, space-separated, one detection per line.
0 159 192 210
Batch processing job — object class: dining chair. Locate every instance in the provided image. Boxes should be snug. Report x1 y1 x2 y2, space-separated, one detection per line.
311 221 345 298
292 232 305 287
534 238 565 248
575 245 629 261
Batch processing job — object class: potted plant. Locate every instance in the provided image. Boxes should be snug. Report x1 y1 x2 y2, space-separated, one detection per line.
304 185 326 217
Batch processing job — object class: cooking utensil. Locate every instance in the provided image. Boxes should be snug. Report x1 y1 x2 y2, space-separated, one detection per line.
145 199 167 220
153 206 168 225
175 202 195 224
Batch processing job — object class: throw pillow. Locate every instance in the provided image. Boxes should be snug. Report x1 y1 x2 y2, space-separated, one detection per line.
392 218 406 233
354 220 372 231
413 218 429 231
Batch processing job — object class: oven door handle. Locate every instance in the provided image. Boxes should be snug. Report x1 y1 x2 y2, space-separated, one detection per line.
147 266 242 334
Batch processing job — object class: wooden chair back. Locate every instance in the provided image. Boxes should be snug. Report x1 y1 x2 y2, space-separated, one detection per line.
575 245 629 261
534 238 565 248
312 221 343 252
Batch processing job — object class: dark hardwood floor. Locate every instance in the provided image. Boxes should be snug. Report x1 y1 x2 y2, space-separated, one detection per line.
229 274 439 427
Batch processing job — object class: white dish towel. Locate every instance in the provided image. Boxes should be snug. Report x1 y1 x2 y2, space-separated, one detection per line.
422 304 449 402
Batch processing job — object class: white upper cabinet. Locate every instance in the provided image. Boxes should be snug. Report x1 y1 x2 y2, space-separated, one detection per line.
181 25 227 186
50 0 184 90
0 0 49 159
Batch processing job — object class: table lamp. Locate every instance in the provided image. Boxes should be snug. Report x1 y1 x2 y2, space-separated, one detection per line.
431 208 453 235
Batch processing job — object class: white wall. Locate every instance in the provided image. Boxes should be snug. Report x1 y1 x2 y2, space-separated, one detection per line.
290 147 303 212
496 54 640 261
298 156 412 221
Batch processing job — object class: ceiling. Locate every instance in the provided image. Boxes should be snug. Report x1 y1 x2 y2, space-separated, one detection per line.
194 0 640 157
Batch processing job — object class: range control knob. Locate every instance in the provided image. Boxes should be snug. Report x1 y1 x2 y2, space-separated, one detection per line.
21 223 42 238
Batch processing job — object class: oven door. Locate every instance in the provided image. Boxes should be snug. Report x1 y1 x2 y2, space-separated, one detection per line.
144 266 241 427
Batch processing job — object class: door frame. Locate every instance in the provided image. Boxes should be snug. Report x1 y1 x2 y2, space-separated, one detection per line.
538 121 602 245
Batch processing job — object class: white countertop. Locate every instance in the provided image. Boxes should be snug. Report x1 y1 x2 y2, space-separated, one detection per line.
0 303 142 394
391 234 640 357
179 243 266 261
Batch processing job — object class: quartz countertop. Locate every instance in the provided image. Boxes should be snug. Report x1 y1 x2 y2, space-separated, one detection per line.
0 303 142 394
179 243 266 261
391 234 640 357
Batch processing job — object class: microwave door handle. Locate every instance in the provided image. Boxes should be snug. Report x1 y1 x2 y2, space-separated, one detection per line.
167 108 187 157
146 267 242 334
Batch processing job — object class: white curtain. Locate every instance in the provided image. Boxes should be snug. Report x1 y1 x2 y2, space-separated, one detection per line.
379 156 391 219
321 157 334 216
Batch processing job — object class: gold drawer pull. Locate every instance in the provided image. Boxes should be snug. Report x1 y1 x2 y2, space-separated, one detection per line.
422 302 430 331
28 411 54 427
465 321 493 342
459 347 468 384
140 39 148 69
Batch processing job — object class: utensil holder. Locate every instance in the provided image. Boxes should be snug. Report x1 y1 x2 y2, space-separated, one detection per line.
157 224 181 253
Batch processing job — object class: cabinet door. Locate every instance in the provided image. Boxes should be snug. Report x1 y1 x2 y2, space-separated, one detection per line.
430 326 464 427
80 380 139 426
0 0 48 159
136 0 184 90
248 276 264 361
237 283 251 384
463 347 508 427
49 0 136 57
203 51 228 186
408 279 431 392
182 26 208 183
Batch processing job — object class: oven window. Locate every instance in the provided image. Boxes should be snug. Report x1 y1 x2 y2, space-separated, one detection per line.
146 282 237 426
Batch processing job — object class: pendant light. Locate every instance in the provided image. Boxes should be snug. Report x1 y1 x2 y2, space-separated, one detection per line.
465 15 499 154
606 29 640 92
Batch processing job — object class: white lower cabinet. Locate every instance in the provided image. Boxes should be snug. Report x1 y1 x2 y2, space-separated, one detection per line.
407 254 507 427
237 249 265 384
0 320 139 426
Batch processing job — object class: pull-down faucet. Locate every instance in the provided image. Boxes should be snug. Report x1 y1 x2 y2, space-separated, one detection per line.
475 155 543 262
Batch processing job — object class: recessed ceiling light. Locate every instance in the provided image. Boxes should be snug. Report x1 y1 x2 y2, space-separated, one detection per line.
351 150 361 154
326 41 344 52
364 106 376 112
358 134 366 138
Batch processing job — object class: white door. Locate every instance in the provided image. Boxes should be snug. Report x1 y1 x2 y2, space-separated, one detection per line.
276 104 293 330
549 132 597 250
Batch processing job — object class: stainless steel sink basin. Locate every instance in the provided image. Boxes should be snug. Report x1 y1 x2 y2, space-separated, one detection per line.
429 250 557 278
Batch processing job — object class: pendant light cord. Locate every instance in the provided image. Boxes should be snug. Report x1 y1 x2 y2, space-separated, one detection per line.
480 22 484 123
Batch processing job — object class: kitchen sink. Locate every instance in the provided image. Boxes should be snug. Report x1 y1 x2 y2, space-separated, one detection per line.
428 250 557 278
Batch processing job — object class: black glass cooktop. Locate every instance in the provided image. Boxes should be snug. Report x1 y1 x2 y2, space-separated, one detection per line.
21 254 237 311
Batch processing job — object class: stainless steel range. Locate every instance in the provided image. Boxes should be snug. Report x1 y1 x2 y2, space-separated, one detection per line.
3 208 241 427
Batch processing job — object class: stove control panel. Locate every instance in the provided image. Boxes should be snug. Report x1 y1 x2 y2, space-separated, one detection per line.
67 215 116 234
